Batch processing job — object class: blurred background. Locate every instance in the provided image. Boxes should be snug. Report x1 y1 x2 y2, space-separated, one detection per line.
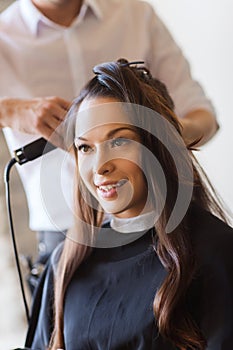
0 0 232 348
0 2 37 349
148 0 233 214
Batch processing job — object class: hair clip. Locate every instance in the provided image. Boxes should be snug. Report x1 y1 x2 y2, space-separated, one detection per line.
119 60 151 78
93 60 145 75
119 60 145 67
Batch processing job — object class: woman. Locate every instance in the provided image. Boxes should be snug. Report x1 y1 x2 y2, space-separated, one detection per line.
26 59 233 350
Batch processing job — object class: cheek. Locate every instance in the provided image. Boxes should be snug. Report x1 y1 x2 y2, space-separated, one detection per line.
121 157 143 178
125 145 142 167
78 158 93 188
127 162 147 188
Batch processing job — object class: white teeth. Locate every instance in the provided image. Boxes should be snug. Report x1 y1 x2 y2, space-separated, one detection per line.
99 184 116 191
98 180 127 192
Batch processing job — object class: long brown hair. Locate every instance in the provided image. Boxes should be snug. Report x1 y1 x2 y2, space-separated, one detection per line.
50 59 227 349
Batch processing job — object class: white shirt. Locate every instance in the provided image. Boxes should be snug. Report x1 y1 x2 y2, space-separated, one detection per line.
0 0 215 231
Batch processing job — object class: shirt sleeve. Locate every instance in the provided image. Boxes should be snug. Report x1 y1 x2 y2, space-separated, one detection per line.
145 4 215 118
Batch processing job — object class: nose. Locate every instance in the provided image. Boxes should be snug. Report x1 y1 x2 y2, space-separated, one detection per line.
93 146 115 175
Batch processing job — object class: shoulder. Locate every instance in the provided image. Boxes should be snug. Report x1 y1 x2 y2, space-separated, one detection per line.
188 204 233 266
0 1 20 26
100 0 157 19
0 1 27 39
122 0 156 12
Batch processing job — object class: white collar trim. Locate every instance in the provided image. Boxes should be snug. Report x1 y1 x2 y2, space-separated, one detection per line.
110 211 155 234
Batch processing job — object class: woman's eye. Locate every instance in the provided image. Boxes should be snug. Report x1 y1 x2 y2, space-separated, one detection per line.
111 138 130 148
78 144 92 154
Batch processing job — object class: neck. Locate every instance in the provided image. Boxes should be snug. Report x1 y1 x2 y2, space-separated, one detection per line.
32 0 83 27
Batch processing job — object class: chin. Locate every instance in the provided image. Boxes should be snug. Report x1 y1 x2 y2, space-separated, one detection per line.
101 205 125 216
103 204 132 218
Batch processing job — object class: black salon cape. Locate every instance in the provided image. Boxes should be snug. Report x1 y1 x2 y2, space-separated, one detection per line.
25 205 233 350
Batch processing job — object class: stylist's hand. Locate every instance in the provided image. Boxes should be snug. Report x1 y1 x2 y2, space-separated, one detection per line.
0 96 71 147
178 109 218 147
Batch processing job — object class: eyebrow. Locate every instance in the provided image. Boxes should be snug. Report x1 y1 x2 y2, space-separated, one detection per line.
77 126 137 141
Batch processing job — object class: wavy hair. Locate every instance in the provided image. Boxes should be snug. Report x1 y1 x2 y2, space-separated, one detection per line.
49 59 227 349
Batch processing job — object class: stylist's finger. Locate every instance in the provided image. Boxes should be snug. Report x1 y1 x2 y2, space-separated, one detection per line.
33 97 71 135
43 97 71 121
55 96 71 112
45 96 71 116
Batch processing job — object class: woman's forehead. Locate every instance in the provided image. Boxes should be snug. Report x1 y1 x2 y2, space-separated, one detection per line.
75 97 132 138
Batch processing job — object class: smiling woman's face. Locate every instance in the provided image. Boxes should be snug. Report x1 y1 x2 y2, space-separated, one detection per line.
75 97 148 218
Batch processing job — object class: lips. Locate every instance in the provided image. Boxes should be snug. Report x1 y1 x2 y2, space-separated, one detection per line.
96 179 128 198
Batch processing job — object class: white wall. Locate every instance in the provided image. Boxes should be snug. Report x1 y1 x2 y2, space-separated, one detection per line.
147 0 233 215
